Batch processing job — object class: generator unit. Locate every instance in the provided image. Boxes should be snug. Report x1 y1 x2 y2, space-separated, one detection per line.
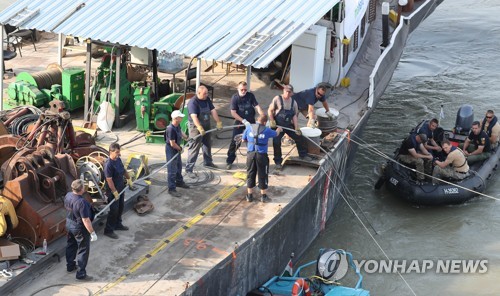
133 83 191 143
7 64 85 111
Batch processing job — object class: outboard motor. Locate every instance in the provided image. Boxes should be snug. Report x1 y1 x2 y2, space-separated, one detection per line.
454 104 474 135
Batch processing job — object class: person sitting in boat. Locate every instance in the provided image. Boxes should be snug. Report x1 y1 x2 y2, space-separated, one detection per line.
416 118 443 157
291 84 333 127
397 133 433 182
481 110 500 150
432 139 469 184
462 121 492 164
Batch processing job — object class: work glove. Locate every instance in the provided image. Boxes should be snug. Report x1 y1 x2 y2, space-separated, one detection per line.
216 121 223 131
270 120 277 128
90 231 98 242
295 129 302 136
197 126 206 136
307 119 316 128
113 191 120 201
325 111 334 120
242 119 251 127
127 178 137 191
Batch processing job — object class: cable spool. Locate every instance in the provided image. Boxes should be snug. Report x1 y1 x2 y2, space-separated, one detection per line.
76 155 106 194
16 63 63 90
315 107 339 133
9 114 40 135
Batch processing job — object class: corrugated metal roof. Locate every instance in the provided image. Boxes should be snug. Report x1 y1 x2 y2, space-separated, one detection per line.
0 0 340 68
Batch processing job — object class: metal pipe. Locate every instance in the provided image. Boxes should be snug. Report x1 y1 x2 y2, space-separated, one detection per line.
1 24 4 111
58 33 63 66
152 49 158 101
196 59 201 90
181 32 230 112
84 39 92 122
381 2 390 50
50 3 86 31
246 66 251 89
115 47 122 126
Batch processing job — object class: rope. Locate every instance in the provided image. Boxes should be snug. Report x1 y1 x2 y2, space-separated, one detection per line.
278 126 378 234
273 126 416 295
318 163 417 296
93 124 242 221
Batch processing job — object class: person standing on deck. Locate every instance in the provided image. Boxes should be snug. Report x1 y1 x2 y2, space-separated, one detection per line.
432 139 469 184
292 84 333 127
65 179 97 281
268 84 311 171
165 110 190 197
242 114 281 203
225 81 264 170
103 143 135 239
481 110 500 150
463 121 491 164
397 133 433 182
185 85 223 178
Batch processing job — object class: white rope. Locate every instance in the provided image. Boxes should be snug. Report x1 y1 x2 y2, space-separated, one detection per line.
276 125 417 296
345 133 500 201
93 124 242 220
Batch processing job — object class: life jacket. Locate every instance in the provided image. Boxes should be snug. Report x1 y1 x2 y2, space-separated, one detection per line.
249 124 266 151
482 115 498 137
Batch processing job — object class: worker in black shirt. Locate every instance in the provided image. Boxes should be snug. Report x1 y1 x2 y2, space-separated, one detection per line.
226 81 264 170
463 121 491 164
397 133 433 182
65 179 97 281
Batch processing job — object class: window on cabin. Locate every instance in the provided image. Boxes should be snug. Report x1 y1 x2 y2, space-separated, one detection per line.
353 28 359 51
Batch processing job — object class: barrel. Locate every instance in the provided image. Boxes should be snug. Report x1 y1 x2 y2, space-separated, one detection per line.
300 127 322 155
315 107 339 133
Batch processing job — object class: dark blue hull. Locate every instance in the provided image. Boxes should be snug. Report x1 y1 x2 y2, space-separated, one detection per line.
383 148 500 206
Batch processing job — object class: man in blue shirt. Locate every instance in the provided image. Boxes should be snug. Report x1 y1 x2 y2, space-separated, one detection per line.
103 143 135 239
165 110 190 197
186 85 223 178
65 179 97 281
292 84 333 127
242 114 282 202
225 81 264 170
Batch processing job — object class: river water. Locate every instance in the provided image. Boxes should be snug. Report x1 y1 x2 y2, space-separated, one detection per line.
302 1 500 295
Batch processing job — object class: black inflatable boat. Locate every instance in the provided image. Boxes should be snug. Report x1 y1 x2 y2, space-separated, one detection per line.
376 105 500 206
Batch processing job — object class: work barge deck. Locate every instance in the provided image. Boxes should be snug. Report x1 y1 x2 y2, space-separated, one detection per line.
0 0 442 295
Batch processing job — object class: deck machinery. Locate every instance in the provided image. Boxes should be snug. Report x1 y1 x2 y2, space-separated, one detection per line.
7 64 85 111
133 82 191 143
91 53 134 115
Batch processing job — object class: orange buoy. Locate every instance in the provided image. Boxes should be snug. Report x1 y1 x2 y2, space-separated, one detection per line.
291 278 311 296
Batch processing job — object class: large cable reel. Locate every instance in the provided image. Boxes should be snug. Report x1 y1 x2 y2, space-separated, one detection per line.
76 154 106 195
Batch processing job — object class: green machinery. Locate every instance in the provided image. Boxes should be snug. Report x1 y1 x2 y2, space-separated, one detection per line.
91 54 134 114
133 83 190 143
7 65 85 111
